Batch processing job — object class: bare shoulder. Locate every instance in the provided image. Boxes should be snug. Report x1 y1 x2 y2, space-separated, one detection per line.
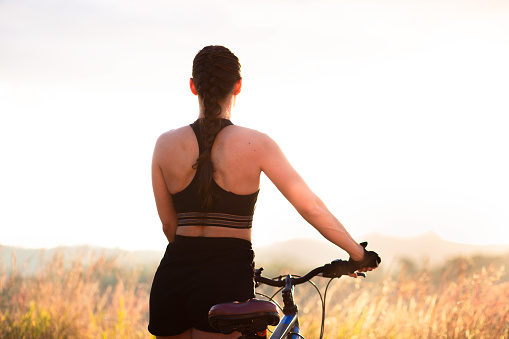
156 125 191 144
226 125 277 150
153 125 195 156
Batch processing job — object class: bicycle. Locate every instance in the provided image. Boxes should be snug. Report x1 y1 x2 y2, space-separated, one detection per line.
208 243 380 339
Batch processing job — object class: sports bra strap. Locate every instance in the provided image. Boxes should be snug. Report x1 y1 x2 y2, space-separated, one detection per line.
190 118 233 155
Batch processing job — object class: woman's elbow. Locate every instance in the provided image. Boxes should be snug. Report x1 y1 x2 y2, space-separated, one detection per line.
162 223 176 242
298 199 328 223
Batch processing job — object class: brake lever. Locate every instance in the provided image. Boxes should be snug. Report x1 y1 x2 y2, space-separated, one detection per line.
255 267 263 287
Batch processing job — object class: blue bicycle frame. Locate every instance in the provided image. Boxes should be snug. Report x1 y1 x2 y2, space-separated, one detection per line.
270 313 300 338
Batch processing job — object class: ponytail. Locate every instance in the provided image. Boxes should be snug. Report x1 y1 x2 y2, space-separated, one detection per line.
191 46 241 209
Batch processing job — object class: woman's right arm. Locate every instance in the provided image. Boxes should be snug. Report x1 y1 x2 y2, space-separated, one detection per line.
152 135 178 243
257 133 366 261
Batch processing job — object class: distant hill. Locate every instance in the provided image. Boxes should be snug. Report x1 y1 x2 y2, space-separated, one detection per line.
253 231 509 275
2 232 508 276
0 245 163 276
361 231 509 267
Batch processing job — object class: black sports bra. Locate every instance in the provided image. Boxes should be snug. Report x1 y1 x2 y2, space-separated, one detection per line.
171 119 259 229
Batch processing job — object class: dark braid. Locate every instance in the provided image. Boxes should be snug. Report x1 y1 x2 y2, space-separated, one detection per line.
191 46 241 209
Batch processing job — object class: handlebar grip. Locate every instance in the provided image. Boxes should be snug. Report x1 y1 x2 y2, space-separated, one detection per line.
322 259 354 278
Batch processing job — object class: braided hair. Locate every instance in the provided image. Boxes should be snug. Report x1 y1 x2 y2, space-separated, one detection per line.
191 45 241 209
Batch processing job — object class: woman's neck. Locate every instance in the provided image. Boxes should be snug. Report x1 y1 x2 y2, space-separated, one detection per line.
197 94 235 120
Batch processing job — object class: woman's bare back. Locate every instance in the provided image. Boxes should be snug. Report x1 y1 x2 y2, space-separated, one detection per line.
153 122 266 240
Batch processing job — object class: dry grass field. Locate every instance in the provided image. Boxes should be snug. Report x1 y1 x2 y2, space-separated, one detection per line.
1 249 508 338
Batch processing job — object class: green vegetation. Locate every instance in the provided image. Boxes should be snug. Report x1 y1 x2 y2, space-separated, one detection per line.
1 248 508 338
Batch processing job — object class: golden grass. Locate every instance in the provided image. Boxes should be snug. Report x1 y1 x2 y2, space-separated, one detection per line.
0 250 153 339
276 264 509 338
1 249 508 339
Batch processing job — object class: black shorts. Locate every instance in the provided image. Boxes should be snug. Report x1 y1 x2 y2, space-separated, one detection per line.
148 235 255 336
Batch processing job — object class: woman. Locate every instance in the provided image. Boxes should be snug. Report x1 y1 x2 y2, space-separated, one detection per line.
149 45 380 339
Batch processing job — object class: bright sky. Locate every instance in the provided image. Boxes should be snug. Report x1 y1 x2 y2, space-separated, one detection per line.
1 0 508 251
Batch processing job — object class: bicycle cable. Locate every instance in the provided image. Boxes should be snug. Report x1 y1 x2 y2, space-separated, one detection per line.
319 278 334 339
255 290 283 311
302 276 329 339
255 280 284 335
255 273 336 339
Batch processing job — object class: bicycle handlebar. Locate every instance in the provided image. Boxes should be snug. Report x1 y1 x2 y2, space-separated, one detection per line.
255 259 364 287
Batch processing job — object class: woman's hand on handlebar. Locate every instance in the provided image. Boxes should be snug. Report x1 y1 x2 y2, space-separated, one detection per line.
347 242 381 278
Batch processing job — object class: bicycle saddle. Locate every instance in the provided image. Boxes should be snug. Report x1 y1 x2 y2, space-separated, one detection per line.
209 299 280 334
